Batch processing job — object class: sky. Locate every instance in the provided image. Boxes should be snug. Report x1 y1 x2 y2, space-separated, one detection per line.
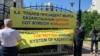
24 0 92 12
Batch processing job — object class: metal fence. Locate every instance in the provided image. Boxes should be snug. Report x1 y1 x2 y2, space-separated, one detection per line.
24 4 72 12
0 4 73 56
18 45 73 56
18 5 73 56
0 3 72 20
0 4 10 20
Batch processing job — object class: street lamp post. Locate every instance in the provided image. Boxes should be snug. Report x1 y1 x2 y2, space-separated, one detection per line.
77 0 82 27
70 2 74 11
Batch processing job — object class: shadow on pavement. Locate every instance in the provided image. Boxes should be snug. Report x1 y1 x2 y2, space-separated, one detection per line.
82 47 100 56
82 47 90 54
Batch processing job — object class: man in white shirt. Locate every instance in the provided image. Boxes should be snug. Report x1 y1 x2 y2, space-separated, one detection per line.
0 19 22 56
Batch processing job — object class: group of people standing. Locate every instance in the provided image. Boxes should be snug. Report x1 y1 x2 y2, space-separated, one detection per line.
0 19 99 56
74 25 99 56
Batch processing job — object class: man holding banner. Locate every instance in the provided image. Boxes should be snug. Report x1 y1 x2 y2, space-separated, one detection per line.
0 19 22 56
74 25 85 56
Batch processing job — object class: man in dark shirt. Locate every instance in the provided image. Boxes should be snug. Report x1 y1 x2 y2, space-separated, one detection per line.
90 26 99 54
74 25 85 56
0 20 4 29
0 20 4 55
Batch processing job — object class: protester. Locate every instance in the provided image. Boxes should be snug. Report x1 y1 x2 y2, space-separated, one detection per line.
0 20 4 55
90 26 99 54
0 20 4 29
74 25 85 56
0 19 22 56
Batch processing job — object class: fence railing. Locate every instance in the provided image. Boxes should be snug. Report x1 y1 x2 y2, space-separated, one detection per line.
0 3 72 20
0 4 10 20
0 4 73 56
24 5 72 12
18 45 73 56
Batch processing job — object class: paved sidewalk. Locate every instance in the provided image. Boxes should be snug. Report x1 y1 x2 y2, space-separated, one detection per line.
70 42 100 56
69 42 91 56
82 43 91 56
82 42 100 56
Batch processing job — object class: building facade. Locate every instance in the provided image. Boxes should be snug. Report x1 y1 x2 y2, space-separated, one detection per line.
0 0 23 20
89 0 100 13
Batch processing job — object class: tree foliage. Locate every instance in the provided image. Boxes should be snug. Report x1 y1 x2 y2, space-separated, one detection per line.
82 10 100 36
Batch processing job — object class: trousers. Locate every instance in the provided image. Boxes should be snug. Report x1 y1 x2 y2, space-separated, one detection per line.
91 40 98 53
1 46 18 56
74 40 83 56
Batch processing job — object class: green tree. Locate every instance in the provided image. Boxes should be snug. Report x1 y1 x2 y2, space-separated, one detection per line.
82 10 100 37
93 18 100 30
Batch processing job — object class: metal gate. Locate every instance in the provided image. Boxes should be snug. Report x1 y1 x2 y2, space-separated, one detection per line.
0 3 74 56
